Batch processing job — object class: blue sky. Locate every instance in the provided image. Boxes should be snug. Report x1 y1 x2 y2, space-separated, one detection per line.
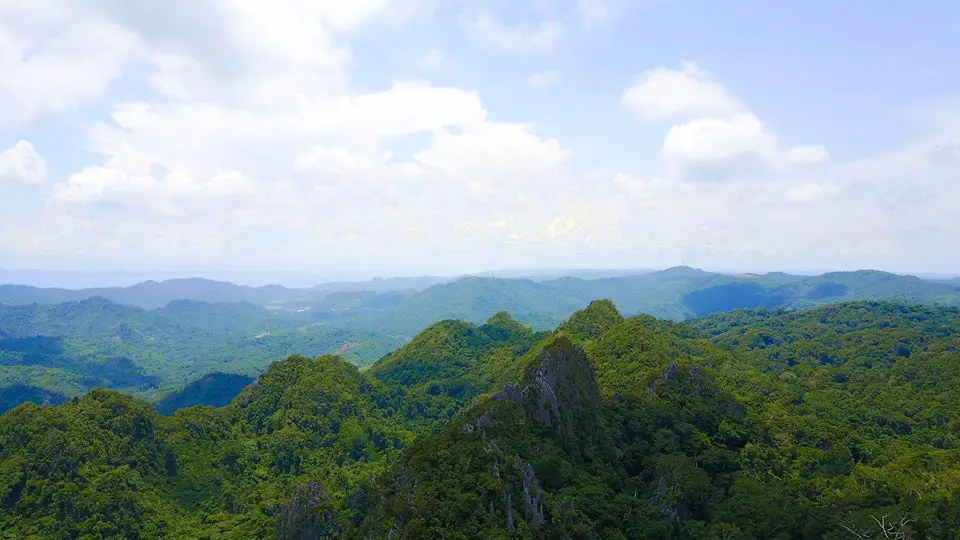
1 0 958 281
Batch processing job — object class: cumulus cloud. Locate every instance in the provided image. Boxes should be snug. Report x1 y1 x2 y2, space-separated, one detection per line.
625 62 829 181
0 0 142 126
0 140 47 184
12 1 600 272
1 2 958 274
623 62 743 120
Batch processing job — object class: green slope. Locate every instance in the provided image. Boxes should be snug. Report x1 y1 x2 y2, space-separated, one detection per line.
0 298 404 414
2 300 960 538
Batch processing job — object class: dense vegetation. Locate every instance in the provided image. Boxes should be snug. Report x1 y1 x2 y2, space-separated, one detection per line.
1 299 958 538
0 298 404 414
3 268 958 415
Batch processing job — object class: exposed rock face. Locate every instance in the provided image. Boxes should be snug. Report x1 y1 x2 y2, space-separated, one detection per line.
275 481 339 540
455 337 600 532
461 337 600 440
519 461 545 525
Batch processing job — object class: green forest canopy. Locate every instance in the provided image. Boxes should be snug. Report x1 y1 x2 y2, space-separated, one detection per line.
0 300 959 538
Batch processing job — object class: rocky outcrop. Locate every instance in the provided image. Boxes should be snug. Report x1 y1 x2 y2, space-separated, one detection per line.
275 481 339 540
519 460 545 525
460 336 600 440
455 337 600 532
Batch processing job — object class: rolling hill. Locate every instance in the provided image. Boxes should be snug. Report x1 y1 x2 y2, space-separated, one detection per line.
2 267 960 416
0 298 404 414
2 299 958 537
356 267 960 334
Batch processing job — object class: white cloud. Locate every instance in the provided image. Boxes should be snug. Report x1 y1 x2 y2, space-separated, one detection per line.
0 140 47 184
0 0 142 125
27 0 597 272
626 63 829 181
662 114 776 179
462 14 564 53
660 113 829 180
623 62 743 120
527 70 560 88
56 165 257 213
0 2 958 275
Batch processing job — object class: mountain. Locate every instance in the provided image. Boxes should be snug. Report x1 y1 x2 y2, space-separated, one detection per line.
358 267 960 334
928 276 960 287
368 312 541 428
154 299 291 337
361 337 748 538
0 297 228 351
154 372 254 415
4 268 958 331
3 299 959 538
0 276 448 310
362 301 960 538
0 278 299 309
761 269 960 309
309 276 452 294
3 267 960 416
367 277 589 334
0 298 404 414
464 268 655 280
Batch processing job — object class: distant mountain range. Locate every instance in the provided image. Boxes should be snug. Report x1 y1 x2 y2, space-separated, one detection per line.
3 266 958 317
1 266 959 414
347 267 960 333
0 275 450 309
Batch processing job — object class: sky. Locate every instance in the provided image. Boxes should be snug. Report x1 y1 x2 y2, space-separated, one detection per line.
1 0 959 280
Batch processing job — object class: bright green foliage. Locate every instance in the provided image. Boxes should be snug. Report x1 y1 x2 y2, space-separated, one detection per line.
362 338 757 539
1 300 960 538
585 314 735 396
369 320 497 388
4 268 960 415
0 354 418 538
155 372 254 415
370 315 540 429
0 298 405 414
556 298 624 342
364 301 960 538
0 390 180 538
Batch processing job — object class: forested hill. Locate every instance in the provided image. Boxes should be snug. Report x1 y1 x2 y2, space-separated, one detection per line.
1 300 958 538
0 275 448 310
3 268 958 324
5 267 958 416
0 298 405 414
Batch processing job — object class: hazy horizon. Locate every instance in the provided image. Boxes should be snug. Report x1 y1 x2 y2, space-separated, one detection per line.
1 265 957 289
